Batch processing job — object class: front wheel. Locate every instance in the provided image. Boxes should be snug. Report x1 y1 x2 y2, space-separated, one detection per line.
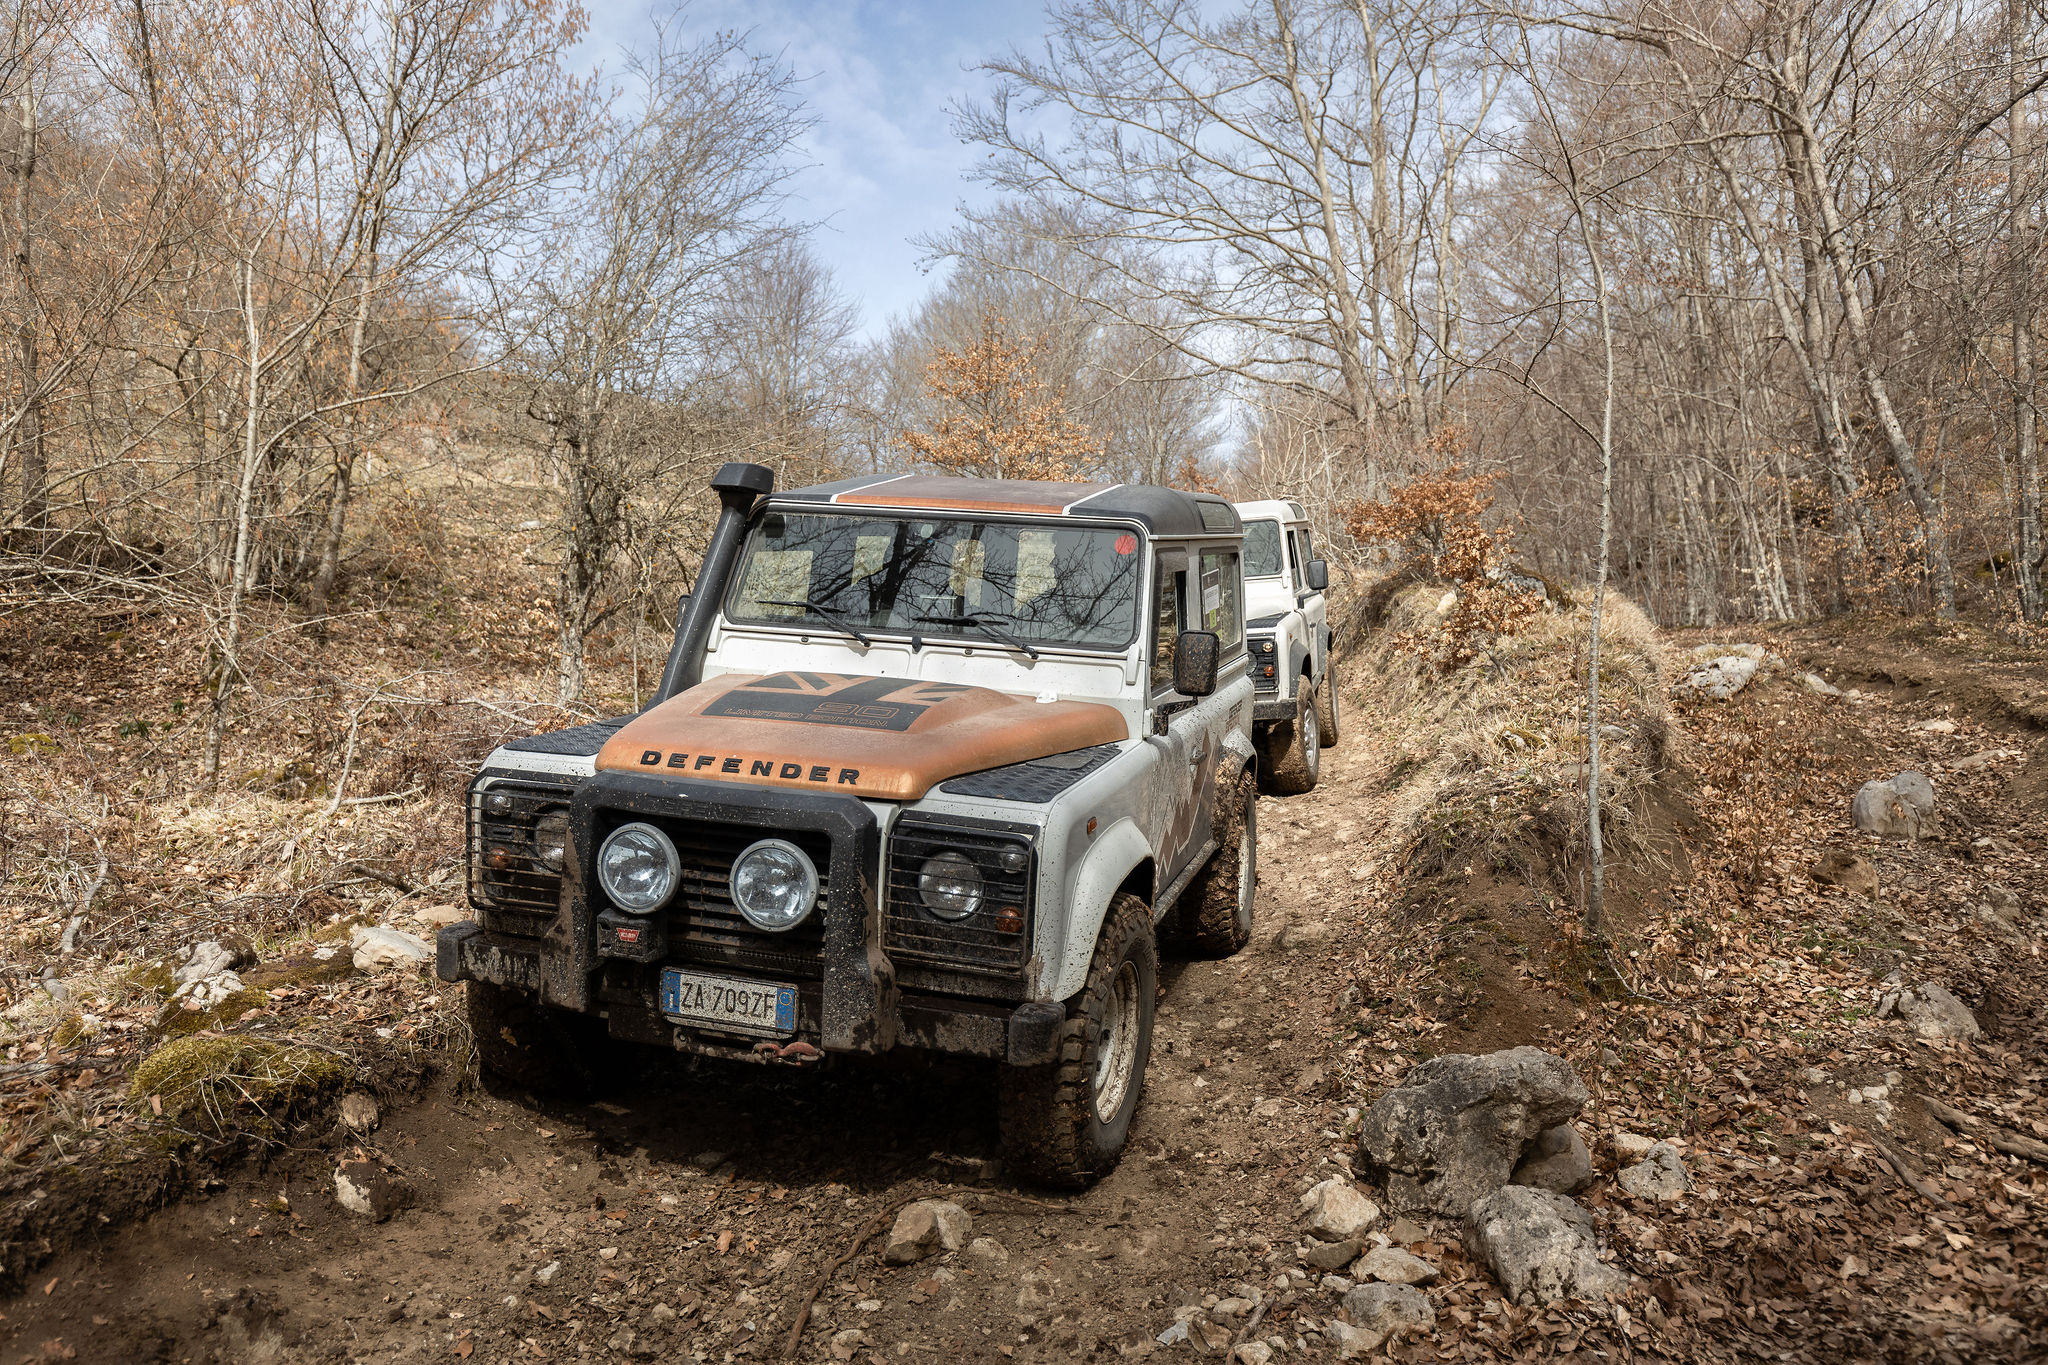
1262 682 1321 794
998 893 1157 1189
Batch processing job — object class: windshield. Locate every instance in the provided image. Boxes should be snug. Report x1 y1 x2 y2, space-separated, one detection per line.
1242 520 1284 577
726 511 1143 651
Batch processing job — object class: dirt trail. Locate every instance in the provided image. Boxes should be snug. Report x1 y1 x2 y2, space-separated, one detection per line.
0 744 1399 1365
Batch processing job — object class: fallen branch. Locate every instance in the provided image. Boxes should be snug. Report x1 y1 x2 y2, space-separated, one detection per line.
1224 1299 1272 1365
780 1185 1079 1358
339 784 424 807
1923 1097 2048 1164
343 861 415 895
1870 1135 1949 1205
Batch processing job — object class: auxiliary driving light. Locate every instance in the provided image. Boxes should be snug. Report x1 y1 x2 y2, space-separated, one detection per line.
533 810 570 871
597 822 678 913
730 839 819 932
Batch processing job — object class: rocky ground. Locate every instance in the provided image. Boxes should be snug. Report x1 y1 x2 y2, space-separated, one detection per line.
2 611 2045 1365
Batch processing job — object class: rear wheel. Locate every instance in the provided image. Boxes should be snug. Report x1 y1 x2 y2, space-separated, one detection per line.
1178 764 1257 957
1317 669 1340 747
998 893 1156 1189
1262 681 1320 794
466 981 612 1097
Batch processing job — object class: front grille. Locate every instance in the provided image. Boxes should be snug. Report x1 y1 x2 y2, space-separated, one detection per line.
470 775 578 936
1250 634 1280 693
647 820 832 979
885 817 1033 977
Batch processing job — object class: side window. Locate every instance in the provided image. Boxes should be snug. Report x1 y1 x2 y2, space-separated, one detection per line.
1298 527 1315 569
1284 528 1304 586
1149 561 1183 694
1197 549 1243 656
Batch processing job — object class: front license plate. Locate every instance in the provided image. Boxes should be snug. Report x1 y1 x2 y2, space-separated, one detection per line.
659 968 797 1038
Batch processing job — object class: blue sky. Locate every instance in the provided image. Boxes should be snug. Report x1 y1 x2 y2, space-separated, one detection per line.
580 1 1052 339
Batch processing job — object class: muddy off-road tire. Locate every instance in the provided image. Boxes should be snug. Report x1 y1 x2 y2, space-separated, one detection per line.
1317 669 1340 747
998 893 1156 1189
1262 681 1321 795
1177 764 1257 958
466 981 612 1097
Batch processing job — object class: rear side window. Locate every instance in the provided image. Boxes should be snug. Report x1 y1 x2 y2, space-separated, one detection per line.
1149 561 1184 694
1197 549 1243 656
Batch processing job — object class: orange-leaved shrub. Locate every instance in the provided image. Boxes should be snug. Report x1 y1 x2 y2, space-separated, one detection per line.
896 310 1102 481
1344 465 1540 669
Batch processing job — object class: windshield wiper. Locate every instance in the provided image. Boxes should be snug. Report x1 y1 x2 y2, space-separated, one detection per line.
916 611 1040 659
757 598 872 646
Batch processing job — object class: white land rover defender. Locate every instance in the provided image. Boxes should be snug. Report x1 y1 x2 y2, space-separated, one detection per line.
438 465 1260 1186
1234 499 1336 794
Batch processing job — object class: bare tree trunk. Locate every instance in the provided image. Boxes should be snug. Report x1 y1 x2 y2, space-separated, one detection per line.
1272 0 1375 439
1777 97 1955 613
2014 0 2043 621
7 1 40 528
204 254 267 786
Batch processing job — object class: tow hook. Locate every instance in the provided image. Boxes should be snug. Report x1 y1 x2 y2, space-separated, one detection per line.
752 1039 822 1063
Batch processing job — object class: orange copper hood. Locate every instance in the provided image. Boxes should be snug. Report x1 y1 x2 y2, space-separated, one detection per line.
594 672 1128 800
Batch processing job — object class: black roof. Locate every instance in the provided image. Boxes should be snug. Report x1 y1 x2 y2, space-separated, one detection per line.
771 473 1241 538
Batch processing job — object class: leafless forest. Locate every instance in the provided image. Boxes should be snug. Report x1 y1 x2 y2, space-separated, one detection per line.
3 0 2045 712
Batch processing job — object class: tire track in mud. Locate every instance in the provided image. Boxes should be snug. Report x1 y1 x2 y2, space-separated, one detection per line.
0 741 1392 1365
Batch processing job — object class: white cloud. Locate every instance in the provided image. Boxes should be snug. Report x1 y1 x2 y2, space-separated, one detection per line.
580 0 1048 336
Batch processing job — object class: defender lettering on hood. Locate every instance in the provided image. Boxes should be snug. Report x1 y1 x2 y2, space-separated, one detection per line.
593 671 1128 800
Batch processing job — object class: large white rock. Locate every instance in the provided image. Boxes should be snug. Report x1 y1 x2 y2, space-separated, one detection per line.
1464 1186 1627 1306
1615 1142 1690 1200
173 941 238 987
1852 772 1936 839
1511 1124 1592 1194
1356 1047 1588 1215
171 969 245 1010
1299 1179 1382 1240
1677 654 1762 700
882 1200 971 1265
1340 1281 1434 1340
1875 981 1980 1041
1351 1246 1438 1286
350 924 431 971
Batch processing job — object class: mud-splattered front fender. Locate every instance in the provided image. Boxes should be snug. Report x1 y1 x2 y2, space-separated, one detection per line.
1050 817 1153 1000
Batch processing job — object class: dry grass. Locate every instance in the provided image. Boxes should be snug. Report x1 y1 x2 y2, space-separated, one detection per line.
1345 582 1671 877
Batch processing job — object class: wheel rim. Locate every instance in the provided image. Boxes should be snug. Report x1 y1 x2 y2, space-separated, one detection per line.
1093 961 1141 1123
1302 698 1320 778
1236 784 1256 934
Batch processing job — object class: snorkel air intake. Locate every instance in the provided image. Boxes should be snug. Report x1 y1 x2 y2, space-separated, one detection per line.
653 462 774 705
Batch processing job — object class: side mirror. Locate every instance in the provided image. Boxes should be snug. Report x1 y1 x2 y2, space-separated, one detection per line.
1307 559 1329 592
671 592 692 627
1173 630 1220 697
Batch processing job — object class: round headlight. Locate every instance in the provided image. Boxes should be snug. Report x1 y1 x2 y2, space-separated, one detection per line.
597 822 678 913
533 810 569 871
919 851 984 921
994 843 1030 876
730 839 819 932
482 790 515 817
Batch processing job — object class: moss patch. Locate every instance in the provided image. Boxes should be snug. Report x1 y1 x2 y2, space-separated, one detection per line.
155 988 270 1038
128 1036 349 1131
